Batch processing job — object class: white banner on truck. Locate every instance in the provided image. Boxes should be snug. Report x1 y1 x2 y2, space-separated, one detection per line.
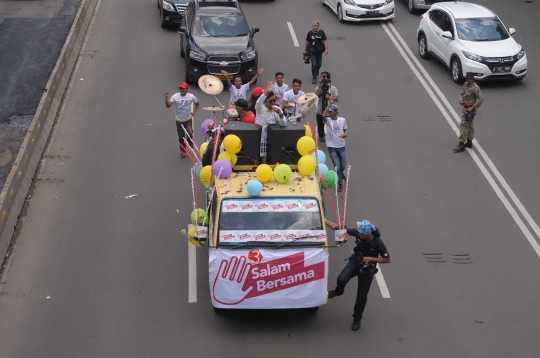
209 248 328 309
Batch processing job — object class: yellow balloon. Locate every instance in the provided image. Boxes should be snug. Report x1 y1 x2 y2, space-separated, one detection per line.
297 136 316 156
304 124 312 138
199 142 209 157
298 155 317 176
199 165 212 186
256 164 273 183
218 151 237 166
223 134 242 154
187 227 201 247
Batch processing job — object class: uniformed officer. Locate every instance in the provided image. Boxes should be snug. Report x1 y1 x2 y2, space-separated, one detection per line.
325 219 391 331
453 73 484 152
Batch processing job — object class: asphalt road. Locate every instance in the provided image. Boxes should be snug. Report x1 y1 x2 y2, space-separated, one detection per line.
0 0 539 357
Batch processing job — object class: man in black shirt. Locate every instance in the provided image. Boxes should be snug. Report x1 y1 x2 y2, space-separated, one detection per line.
325 219 391 331
304 21 328 84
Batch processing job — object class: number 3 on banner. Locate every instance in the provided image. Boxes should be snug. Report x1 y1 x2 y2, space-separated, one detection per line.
248 250 263 264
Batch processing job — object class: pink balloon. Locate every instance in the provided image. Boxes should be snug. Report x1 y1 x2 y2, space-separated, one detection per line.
212 159 232 178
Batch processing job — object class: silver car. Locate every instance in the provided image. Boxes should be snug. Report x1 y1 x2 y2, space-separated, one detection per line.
406 0 446 13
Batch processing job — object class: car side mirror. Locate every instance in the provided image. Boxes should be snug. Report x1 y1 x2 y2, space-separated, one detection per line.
508 28 516 35
178 25 186 34
441 31 453 39
252 27 259 35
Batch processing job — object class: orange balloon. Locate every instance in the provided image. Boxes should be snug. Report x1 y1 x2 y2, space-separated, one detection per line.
241 111 256 124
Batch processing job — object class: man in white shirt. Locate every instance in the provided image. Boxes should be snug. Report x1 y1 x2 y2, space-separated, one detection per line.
273 72 289 109
315 71 339 142
282 79 306 122
222 68 264 106
255 81 287 159
322 100 347 192
165 82 200 158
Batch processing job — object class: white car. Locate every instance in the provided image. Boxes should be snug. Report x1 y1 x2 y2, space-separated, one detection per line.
321 0 395 22
417 2 527 83
405 0 446 14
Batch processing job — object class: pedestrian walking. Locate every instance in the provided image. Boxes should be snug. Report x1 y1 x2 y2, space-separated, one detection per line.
325 219 391 331
222 68 264 106
315 71 339 142
322 99 347 192
453 72 484 152
304 21 328 84
164 82 199 158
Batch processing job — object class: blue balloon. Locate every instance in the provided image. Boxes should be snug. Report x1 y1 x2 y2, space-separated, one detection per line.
246 179 263 196
318 163 329 175
312 150 326 164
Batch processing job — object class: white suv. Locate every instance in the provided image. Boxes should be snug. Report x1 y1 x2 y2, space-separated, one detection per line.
321 0 395 22
417 2 527 83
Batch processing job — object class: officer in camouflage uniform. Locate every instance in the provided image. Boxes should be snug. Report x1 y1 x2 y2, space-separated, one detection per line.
453 73 484 152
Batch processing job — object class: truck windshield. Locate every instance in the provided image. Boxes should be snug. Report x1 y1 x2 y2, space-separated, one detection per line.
218 198 325 245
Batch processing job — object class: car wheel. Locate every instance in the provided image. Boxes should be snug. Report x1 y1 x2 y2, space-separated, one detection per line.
337 4 345 23
157 0 160 9
408 0 416 14
160 9 167 28
451 57 464 84
418 34 430 59
180 39 185 58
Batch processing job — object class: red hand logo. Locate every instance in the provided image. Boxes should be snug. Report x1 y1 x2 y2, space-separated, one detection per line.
212 256 253 305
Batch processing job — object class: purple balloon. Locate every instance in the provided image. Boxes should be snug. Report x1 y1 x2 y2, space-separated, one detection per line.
200 119 214 138
212 159 232 178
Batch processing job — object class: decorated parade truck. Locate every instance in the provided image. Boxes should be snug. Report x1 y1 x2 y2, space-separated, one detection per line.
183 75 347 312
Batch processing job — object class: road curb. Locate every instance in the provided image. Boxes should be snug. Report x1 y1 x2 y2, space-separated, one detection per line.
0 0 99 261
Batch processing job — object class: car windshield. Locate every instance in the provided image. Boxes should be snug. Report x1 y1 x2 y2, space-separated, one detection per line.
218 198 325 245
192 13 249 37
455 17 509 41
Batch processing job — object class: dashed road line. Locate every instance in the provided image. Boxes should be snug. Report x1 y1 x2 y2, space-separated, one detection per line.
287 22 299 47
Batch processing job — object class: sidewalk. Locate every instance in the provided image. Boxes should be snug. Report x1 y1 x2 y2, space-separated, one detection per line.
0 0 79 187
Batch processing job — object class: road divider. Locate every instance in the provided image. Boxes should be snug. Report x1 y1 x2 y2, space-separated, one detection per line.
0 0 100 261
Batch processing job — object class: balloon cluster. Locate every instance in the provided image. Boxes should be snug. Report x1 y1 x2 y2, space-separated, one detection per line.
198 132 242 186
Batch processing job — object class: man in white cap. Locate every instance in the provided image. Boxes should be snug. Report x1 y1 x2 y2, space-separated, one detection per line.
325 219 391 331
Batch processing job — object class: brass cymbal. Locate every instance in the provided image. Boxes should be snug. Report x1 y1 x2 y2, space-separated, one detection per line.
295 92 317 105
203 106 226 111
198 75 224 95
300 96 318 113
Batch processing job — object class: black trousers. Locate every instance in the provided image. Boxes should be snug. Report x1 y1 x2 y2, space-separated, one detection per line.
333 258 374 319
176 120 193 153
316 114 325 139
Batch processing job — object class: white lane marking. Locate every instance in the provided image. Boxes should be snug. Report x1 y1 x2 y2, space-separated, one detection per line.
386 23 540 243
381 23 540 258
188 224 197 303
357 222 391 298
287 22 299 47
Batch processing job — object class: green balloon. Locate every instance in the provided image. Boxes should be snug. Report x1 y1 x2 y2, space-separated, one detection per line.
273 164 292 184
191 208 208 225
321 170 337 189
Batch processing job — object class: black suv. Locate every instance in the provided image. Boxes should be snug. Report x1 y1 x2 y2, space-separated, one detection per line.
157 0 238 29
179 3 259 83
